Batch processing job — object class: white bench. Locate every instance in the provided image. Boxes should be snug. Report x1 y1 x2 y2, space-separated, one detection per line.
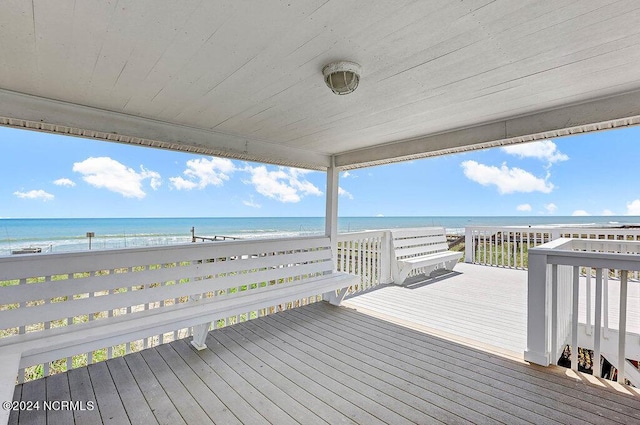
0 236 357 425
391 227 462 285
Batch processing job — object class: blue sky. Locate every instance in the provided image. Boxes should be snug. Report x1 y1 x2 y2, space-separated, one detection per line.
1 125 639 218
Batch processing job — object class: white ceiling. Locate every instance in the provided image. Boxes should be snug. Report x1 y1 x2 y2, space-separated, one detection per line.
1 0 640 170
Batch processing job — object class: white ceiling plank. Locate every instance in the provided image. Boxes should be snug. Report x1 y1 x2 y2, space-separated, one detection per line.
1 1 640 169
335 89 640 169
0 0 39 93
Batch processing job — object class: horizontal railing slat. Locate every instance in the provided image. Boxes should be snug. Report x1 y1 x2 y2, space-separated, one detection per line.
0 260 333 329
392 235 445 249
395 243 449 258
0 236 330 280
2 248 332 304
391 227 444 239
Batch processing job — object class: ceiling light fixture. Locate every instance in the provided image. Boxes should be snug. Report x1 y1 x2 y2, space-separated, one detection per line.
322 61 361 95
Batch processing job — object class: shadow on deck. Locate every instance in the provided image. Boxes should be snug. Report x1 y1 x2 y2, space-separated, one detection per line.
10 264 640 424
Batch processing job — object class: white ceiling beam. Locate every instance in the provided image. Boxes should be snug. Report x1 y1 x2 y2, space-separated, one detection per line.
0 89 331 171
335 90 640 169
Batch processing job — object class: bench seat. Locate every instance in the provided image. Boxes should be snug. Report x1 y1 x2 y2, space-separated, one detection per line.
0 236 357 425
391 227 462 285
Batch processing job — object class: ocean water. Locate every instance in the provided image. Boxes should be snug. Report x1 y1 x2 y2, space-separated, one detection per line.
1 216 638 256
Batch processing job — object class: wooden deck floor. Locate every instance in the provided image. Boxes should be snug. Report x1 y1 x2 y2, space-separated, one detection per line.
344 262 529 358
9 264 640 424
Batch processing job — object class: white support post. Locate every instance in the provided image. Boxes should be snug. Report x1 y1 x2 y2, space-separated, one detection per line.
525 249 551 365
586 268 592 335
571 266 579 371
618 271 628 383
325 157 339 271
464 227 473 263
379 230 393 284
594 268 603 377
551 264 558 364
603 270 609 339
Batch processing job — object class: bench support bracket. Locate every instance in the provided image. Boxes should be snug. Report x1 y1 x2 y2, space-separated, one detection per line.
190 323 210 351
323 287 348 306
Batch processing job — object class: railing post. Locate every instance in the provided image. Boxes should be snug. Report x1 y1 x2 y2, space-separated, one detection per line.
525 248 551 365
379 230 393 284
464 227 473 263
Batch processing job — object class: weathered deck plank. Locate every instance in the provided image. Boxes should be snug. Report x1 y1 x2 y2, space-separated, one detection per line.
106 357 158 425
304 303 635 425
263 310 487 424
88 362 130 425
153 343 242 425
138 348 213 424
45 372 73 425
206 328 348 424
284 306 566 424
124 352 186 425
170 340 270 425
8 385 20 425
182 336 299 425
67 367 102 424
16 376 45 425
242 320 420 424
221 322 384 424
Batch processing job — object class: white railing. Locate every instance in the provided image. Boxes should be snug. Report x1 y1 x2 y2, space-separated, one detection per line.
526 238 640 385
465 226 640 271
336 230 392 292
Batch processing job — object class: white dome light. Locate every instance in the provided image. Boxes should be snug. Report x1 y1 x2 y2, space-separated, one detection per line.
322 61 362 95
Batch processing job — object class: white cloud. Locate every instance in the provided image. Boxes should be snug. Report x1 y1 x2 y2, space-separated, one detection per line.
168 176 197 190
501 140 568 164
516 203 532 212
243 166 322 203
602 209 615 216
170 157 235 190
73 157 161 199
545 203 558 214
242 196 261 209
341 171 350 178
461 160 554 194
626 200 640 215
338 187 353 200
53 178 76 187
376 214 384 217
572 210 590 216
14 189 54 201
145 167 162 190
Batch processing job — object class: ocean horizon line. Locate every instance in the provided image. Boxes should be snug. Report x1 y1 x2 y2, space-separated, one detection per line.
2 214 640 220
